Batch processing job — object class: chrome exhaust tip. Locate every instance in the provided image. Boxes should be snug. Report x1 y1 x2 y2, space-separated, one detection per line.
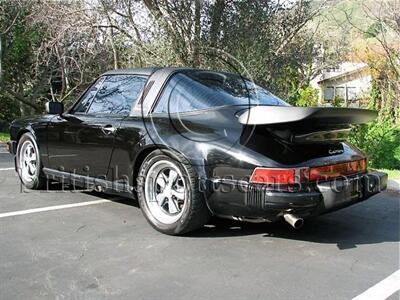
283 214 304 229
94 185 103 192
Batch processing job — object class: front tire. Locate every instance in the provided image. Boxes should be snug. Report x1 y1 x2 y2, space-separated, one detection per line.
16 132 46 190
137 150 211 235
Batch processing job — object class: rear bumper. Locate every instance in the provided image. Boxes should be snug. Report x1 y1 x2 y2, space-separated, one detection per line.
208 171 388 220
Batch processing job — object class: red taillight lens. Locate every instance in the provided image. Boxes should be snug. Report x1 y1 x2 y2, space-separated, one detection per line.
309 159 367 182
250 159 367 185
250 168 296 185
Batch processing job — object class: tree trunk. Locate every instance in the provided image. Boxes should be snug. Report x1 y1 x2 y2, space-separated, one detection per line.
0 34 2 83
108 27 119 69
209 0 225 47
192 0 202 66
100 0 119 70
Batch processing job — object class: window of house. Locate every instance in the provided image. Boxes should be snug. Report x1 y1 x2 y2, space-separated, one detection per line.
335 87 346 100
347 87 357 101
324 86 334 101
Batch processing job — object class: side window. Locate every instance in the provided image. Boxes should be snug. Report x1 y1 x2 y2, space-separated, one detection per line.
73 77 105 113
87 75 148 115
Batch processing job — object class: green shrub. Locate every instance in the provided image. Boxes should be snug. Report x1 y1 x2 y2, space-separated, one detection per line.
295 86 319 107
331 95 344 107
349 120 400 169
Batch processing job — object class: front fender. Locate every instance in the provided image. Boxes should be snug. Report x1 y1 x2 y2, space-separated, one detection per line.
10 115 54 168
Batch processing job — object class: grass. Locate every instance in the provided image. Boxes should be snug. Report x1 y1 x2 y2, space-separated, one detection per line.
0 132 9 143
376 169 400 180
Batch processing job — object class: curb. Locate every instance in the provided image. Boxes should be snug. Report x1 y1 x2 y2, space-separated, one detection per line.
387 179 400 192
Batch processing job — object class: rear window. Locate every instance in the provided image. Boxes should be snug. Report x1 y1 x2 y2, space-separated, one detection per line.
153 71 288 114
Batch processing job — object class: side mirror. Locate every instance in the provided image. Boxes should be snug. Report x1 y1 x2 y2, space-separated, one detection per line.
45 102 64 115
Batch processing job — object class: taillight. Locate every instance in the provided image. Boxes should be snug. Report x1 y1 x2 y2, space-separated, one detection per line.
309 158 367 182
250 168 295 185
250 159 367 185
250 168 309 185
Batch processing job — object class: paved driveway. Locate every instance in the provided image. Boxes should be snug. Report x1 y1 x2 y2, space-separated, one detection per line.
0 152 399 300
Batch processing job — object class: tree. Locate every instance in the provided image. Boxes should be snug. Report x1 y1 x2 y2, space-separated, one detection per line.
0 0 331 121
0 0 44 113
343 0 400 123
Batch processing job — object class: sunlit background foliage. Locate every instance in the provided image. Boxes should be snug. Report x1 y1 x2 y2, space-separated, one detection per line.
0 0 399 169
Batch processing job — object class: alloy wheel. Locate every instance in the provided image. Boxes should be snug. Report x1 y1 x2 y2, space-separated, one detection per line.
144 160 187 224
19 140 38 183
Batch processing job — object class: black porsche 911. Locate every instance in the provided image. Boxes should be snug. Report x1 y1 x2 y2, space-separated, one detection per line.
8 67 387 235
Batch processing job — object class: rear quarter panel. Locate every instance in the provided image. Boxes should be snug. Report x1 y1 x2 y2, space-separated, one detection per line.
137 107 366 182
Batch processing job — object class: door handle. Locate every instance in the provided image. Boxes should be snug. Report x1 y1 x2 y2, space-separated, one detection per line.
101 124 116 134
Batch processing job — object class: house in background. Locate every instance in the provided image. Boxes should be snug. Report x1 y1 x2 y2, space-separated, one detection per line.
311 62 372 107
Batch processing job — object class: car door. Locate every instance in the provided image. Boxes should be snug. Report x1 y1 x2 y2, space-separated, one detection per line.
47 74 148 179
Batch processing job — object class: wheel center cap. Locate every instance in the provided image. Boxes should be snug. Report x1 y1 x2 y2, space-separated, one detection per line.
163 186 172 198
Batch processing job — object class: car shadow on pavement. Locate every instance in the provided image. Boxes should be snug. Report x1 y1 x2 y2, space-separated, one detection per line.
188 216 400 250
86 190 140 207
51 184 399 250
188 194 400 250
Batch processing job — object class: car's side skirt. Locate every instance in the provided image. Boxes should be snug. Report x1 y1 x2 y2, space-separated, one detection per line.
42 168 135 198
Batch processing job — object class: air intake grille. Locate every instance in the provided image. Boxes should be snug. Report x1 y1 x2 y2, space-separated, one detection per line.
246 185 267 209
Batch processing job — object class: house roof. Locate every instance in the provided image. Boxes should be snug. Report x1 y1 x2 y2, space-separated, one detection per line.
317 64 369 84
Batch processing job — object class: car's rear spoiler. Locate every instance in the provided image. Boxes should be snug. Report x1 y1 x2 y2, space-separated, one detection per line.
237 106 377 143
237 106 377 126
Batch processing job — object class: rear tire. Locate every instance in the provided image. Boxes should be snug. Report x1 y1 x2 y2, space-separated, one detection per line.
137 149 211 235
16 132 46 190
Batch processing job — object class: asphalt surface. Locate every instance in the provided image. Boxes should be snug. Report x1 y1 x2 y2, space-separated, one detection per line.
0 150 399 300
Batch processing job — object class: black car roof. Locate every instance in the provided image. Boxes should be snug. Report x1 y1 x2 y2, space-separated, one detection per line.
102 67 201 76
102 67 161 76
101 67 220 77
